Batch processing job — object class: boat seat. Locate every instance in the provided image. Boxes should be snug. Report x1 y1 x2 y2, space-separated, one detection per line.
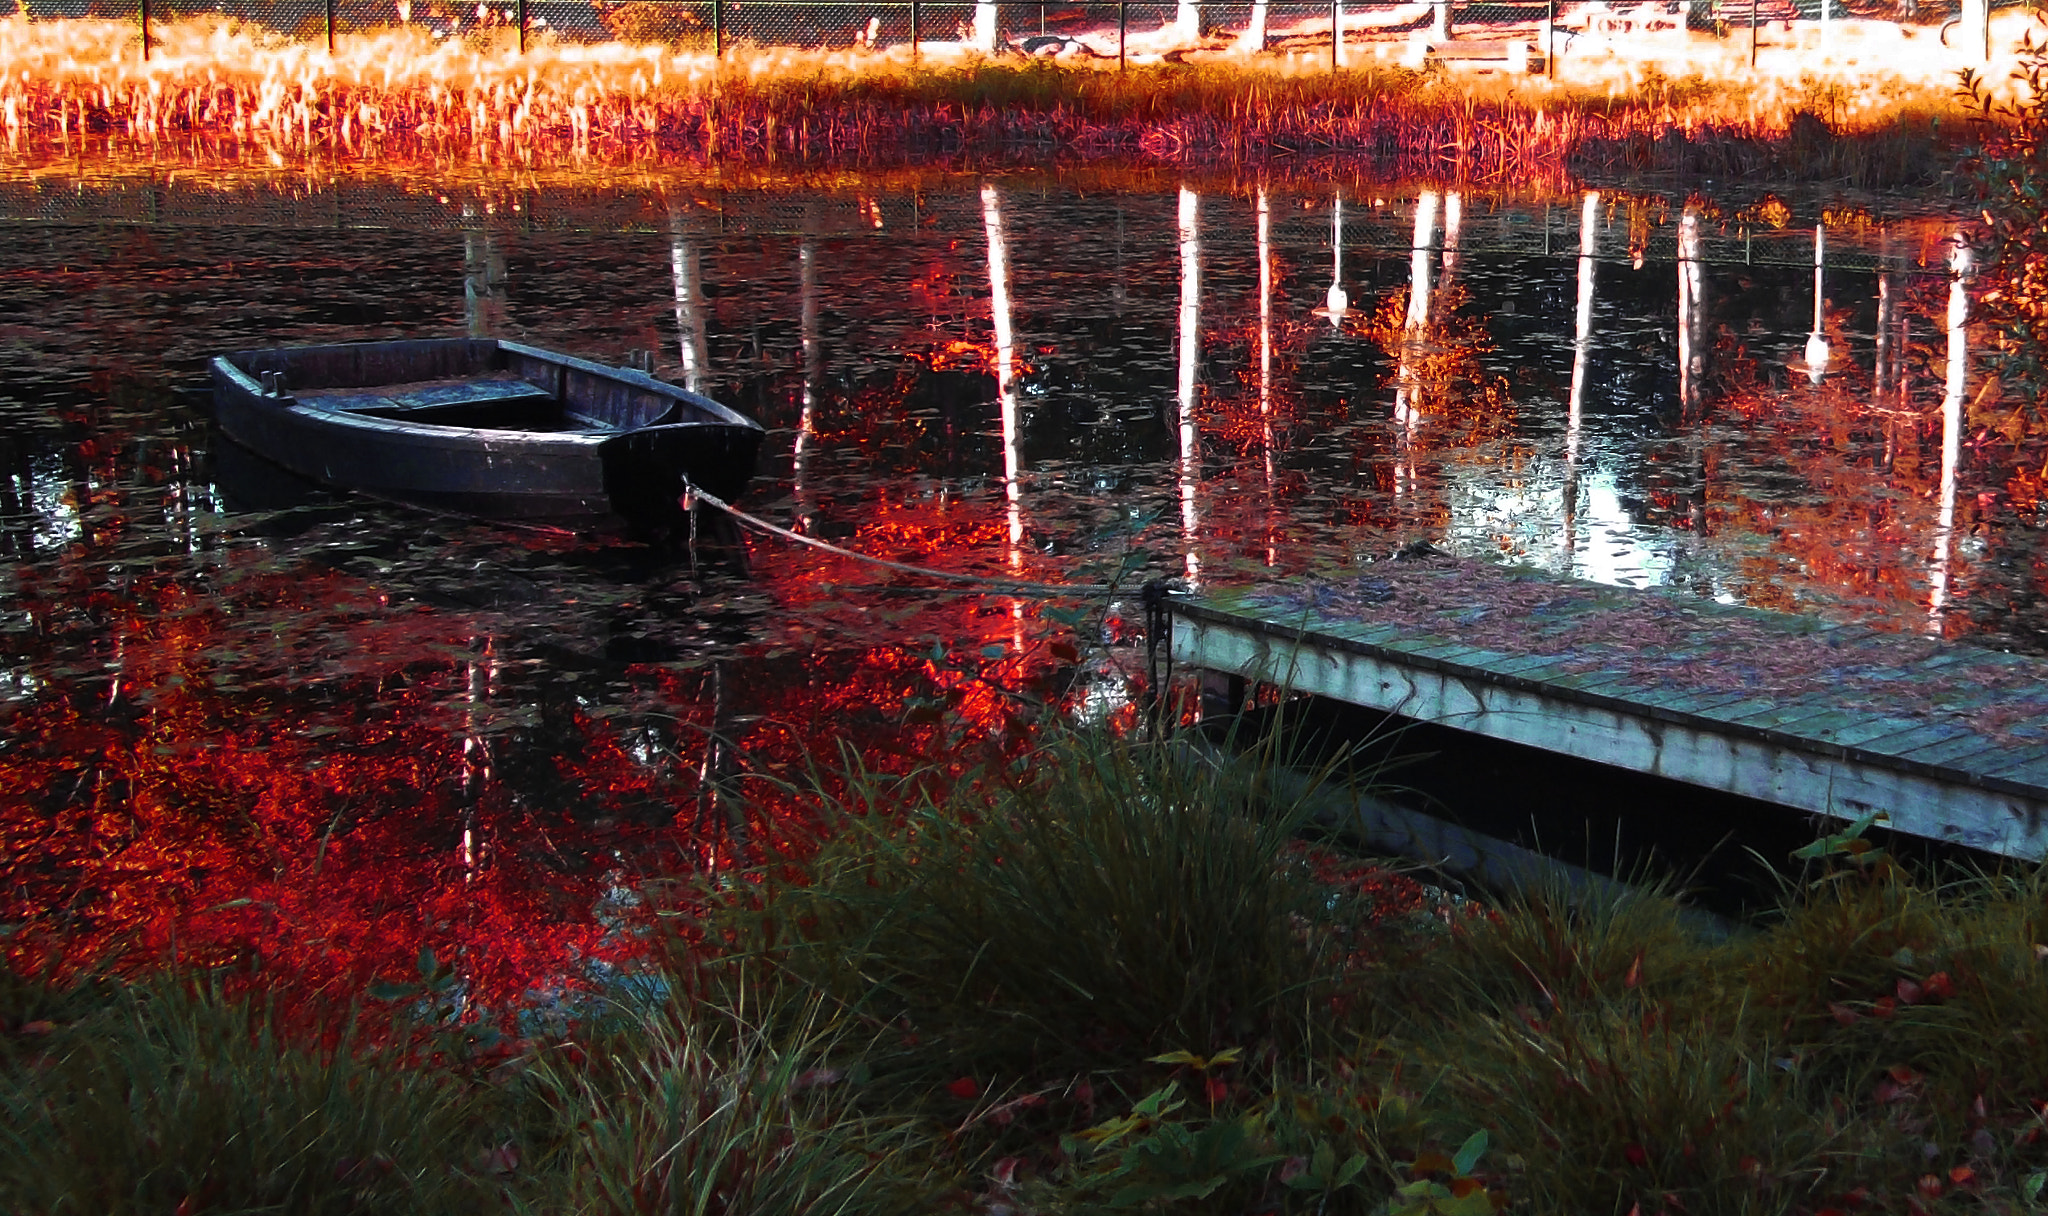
292 376 581 431
293 374 555 415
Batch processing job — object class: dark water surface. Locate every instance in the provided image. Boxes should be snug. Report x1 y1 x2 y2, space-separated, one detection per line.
1 159 2028 997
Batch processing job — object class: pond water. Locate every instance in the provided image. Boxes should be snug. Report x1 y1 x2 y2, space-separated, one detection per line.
1 158 2028 999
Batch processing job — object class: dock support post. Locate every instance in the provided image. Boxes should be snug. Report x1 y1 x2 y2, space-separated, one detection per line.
911 0 920 58
140 0 151 60
326 0 336 53
1199 672 1247 720
517 0 527 52
1142 579 1174 734
1119 0 1127 68
714 0 725 57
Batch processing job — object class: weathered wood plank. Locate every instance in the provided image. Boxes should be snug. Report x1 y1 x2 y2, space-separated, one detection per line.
1891 732 2022 770
1169 586 2048 860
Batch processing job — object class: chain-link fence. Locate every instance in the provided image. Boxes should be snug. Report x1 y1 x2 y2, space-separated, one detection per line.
10 0 2024 69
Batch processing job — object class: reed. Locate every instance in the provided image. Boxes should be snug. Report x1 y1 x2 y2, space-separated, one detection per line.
0 14 1986 182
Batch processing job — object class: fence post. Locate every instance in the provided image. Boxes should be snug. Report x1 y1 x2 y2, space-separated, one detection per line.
713 0 724 56
1545 0 1553 76
1749 0 1756 67
911 0 921 56
1118 0 1126 67
517 0 526 51
1330 0 1338 69
139 0 151 61
325 0 336 53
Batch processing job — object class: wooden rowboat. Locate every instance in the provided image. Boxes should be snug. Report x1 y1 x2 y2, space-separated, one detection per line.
209 338 764 532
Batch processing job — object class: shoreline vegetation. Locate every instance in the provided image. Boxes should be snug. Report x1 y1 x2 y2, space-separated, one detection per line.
8 726 2048 1214
0 13 2034 184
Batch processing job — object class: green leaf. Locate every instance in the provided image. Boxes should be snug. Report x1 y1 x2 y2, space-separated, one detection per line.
980 645 1007 659
1451 1129 1488 1177
1109 1175 1226 1207
1336 1152 1370 1188
367 981 421 1002
1311 1139 1337 1183
1790 811 1887 860
1147 1050 1206 1067
1129 1085 1185 1120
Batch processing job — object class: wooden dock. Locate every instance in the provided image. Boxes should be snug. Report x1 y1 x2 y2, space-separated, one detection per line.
1166 557 2048 860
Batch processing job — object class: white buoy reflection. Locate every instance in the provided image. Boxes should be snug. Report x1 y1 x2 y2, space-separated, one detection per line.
1804 221 1831 384
670 213 709 394
1394 190 1440 445
1677 202 1705 413
1565 189 1599 574
1177 186 1202 585
1317 191 1348 328
1931 237 1972 632
981 183 1024 573
792 237 819 533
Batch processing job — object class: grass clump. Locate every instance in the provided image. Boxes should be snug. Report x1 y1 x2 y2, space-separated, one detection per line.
0 978 501 1215
12 728 2048 1213
523 978 924 1215
721 730 1369 1071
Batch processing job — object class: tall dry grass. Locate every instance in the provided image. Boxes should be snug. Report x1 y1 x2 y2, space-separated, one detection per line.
0 12 2002 181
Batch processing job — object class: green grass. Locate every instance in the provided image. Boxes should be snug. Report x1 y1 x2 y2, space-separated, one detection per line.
0 978 502 1215
9 727 2048 1213
717 730 1354 1069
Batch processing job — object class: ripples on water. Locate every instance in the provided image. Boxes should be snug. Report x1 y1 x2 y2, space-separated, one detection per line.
0 161 2030 998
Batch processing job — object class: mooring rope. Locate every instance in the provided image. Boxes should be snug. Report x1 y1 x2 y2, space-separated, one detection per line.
683 483 1126 598
685 484 1187 726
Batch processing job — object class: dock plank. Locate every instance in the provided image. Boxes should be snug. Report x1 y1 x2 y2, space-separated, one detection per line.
1169 557 2048 859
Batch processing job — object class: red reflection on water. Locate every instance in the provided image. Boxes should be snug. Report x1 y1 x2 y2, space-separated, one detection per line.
9 177 2048 1018
0 520 1084 1013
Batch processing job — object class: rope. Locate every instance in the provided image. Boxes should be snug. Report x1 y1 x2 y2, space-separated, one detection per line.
685 482 1187 731
683 483 1122 598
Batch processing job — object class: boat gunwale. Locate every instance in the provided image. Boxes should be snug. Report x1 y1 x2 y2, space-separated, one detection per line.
213 338 765 439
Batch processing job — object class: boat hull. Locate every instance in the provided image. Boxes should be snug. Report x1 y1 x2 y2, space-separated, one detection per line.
209 338 763 531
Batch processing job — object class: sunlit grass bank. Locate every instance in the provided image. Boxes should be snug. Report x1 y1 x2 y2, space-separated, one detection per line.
0 13 2003 183
8 726 2048 1213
